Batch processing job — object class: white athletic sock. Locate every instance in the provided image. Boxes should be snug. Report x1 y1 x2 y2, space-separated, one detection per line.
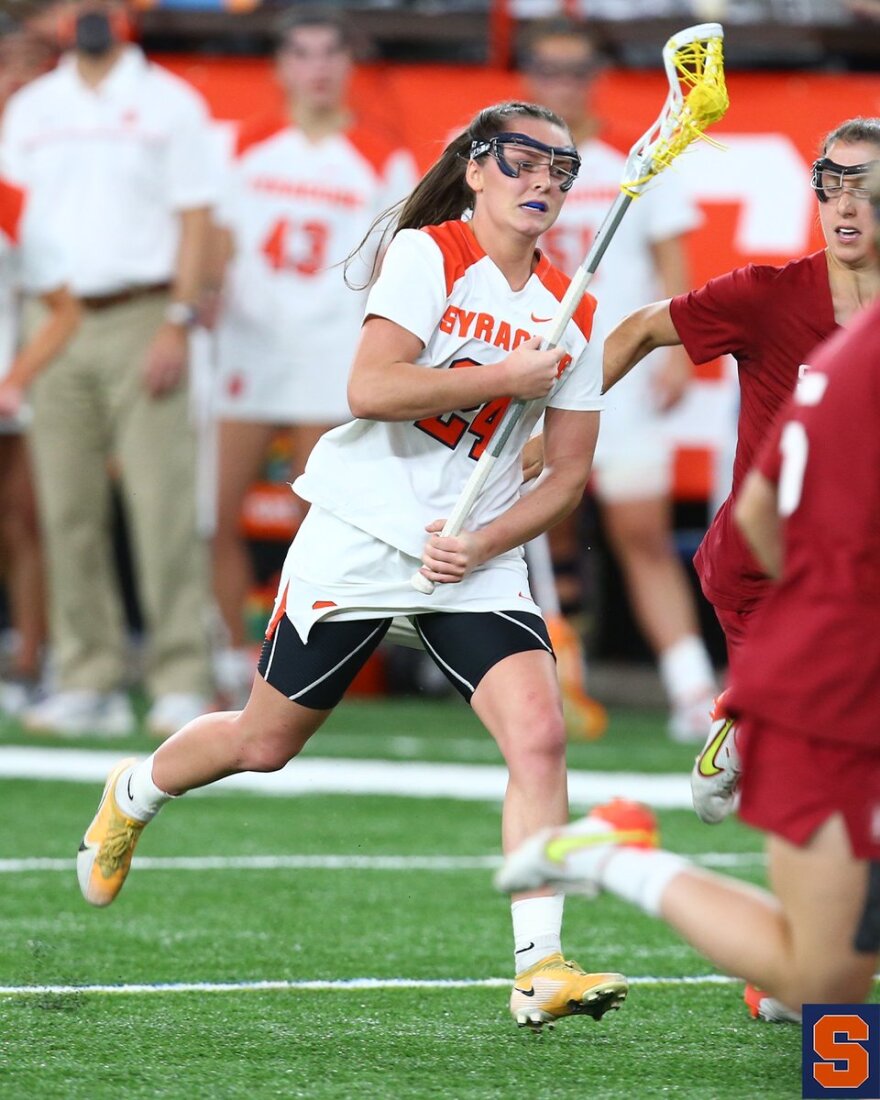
599 848 690 917
114 755 174 822
511 895 564 973
659 635 715 705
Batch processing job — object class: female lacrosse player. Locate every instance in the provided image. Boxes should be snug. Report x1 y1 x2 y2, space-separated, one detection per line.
497 274 880 1019
602 116 880 830
77 101 624 1032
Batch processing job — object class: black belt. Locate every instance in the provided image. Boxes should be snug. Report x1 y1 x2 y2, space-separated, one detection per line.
79 282 171 310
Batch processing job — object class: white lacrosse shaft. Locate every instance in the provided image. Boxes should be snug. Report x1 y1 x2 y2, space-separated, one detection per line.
411 22 725 595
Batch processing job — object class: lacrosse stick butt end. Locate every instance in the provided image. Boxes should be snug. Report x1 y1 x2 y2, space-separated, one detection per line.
411 572 436 595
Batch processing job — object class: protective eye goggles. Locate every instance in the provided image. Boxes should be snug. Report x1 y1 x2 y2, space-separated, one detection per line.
810 157 879 203
470 131 581 192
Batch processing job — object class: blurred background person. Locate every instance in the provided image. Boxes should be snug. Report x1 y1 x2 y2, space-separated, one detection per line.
0 0 218 738
521 18 717 741
0 14 60 716
209 7 418 707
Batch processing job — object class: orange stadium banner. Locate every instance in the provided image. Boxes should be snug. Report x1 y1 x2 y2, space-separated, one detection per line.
159 56 880 502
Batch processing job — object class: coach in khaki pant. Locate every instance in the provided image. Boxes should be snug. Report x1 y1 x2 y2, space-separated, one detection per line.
1 1 216 737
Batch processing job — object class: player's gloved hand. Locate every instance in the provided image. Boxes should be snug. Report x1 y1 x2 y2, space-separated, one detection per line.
501 336 565 401
417 520 487 586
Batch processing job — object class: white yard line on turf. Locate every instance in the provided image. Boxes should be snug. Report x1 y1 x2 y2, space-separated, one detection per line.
0 851 763 874
0 975 742 997
0 746 694 808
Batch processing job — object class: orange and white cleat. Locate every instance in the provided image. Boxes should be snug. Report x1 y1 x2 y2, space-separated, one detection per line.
494 798 659 896
744 984 801 1024
691 691 741 825
546 615 608 741
510 952 628 1031
77 758 149 907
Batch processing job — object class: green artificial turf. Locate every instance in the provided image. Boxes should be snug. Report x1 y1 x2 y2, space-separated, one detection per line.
0 699 815 1098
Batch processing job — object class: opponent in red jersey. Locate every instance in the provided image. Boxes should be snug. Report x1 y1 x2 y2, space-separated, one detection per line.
497 231 880 1019
603 116 880 824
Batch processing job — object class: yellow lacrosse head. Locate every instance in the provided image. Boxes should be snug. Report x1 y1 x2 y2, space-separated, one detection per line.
622 23 729 195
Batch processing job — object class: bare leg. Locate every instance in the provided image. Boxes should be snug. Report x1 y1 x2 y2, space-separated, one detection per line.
0 436 46 676
289 423 334 514
212 420 275 647
476 650 630 1026
601 495 701 654
661 814 877 1005
546 508 584 614
471 649 568 857
151 673 330 794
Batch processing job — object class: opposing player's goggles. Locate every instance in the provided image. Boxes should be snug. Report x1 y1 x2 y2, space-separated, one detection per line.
470 132 581 192
811 157 879 202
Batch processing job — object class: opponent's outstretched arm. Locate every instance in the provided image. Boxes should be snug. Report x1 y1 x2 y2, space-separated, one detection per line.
602 299 682 394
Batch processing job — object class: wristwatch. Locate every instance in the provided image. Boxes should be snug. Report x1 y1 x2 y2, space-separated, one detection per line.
165 301 199 329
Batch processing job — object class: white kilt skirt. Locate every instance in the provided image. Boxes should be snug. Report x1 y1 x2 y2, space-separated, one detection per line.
270 504 541 645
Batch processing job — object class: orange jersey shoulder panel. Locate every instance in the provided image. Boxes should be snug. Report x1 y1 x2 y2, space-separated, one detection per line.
534 252 597 342
421 220 485 298
0 178 25 246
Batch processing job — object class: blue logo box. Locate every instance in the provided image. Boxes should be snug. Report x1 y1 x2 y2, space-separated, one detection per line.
803 1004 880 1098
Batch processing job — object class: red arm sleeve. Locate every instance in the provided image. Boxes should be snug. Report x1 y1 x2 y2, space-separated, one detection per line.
669 264 762 366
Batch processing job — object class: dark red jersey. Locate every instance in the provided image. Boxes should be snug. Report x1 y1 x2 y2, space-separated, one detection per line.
730 299 880 746
669 252 837 612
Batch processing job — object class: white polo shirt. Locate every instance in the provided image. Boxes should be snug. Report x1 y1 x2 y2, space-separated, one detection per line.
0 46 217 297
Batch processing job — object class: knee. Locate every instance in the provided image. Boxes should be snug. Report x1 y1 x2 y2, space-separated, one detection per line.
504 711 567 777
231 717 303 773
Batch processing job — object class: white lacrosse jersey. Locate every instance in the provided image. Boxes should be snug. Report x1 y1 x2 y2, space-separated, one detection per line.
540 135 700 465
214 114 419 422
294 219 603 559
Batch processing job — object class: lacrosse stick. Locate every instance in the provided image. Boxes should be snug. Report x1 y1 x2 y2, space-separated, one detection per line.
412 21 728 595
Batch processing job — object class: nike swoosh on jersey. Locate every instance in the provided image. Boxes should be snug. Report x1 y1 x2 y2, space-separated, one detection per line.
530 313 553 323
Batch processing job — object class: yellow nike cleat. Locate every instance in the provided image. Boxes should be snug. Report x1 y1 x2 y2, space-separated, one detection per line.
77 758 147 907
510 953 628 1030
690 692 741 825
